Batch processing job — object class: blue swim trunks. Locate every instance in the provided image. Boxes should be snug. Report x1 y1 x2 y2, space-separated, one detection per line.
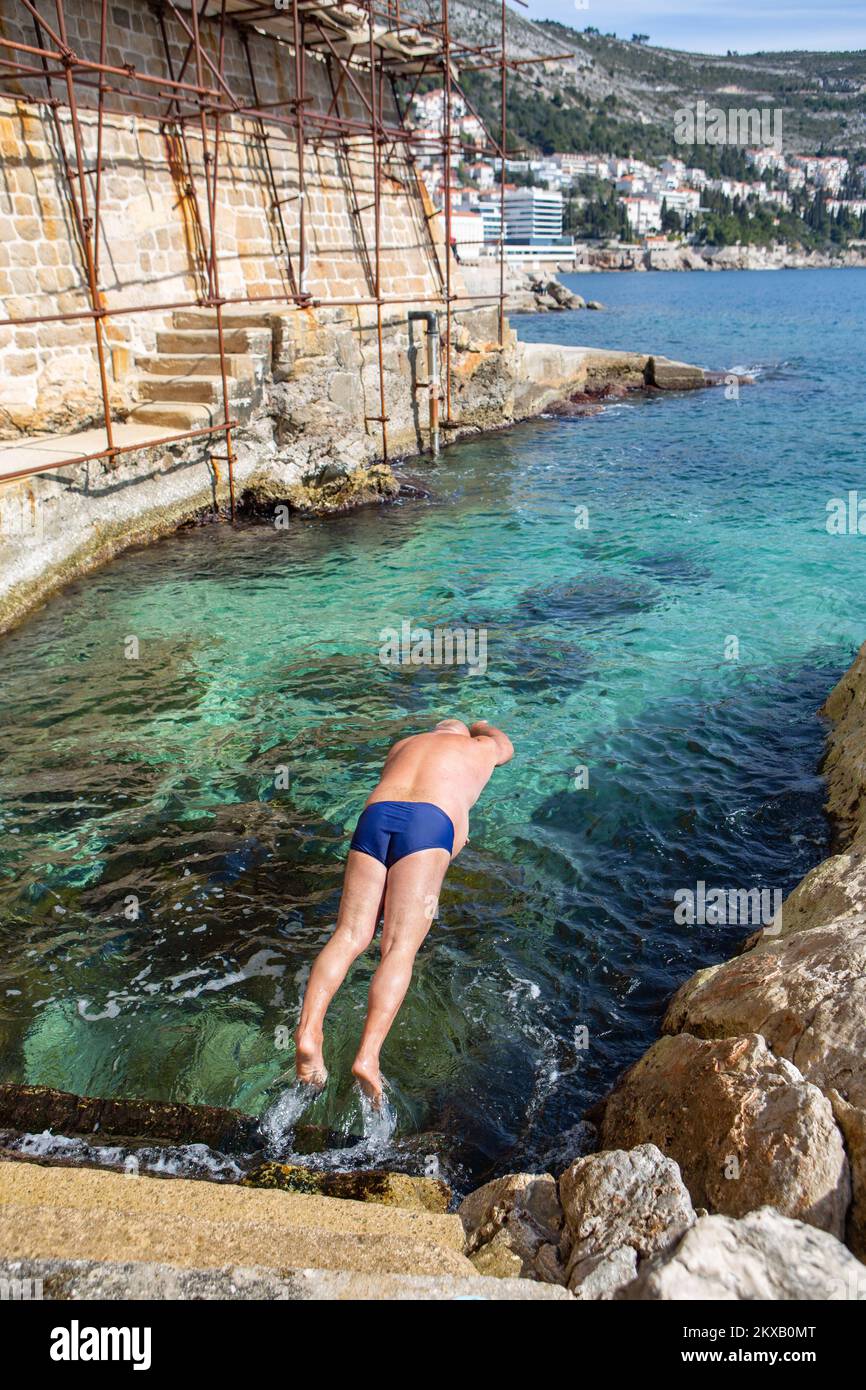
350 800 455 868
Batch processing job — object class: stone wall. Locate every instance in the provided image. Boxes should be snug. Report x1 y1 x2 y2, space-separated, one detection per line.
0 0 453 435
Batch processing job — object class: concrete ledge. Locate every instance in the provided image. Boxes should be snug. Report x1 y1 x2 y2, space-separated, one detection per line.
0 1256 574 1301
0 1161 464 1251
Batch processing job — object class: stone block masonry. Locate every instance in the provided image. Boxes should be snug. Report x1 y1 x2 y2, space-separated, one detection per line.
0 0 455 437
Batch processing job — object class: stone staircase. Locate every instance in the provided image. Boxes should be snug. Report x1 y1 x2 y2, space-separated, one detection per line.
128 308 274 431
0 1160 571 1301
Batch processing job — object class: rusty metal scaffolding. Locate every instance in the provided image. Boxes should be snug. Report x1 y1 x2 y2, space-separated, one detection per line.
0 1 569 508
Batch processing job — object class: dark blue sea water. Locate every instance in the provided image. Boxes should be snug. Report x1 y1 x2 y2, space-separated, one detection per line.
1 269 864 1184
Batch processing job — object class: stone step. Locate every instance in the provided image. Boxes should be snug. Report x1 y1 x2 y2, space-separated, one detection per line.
0 1161 463 1253
0 1200 475 1279
0 1254 574 1300
125 401 217 430
136 352 259 380
137 374 240 405
157 327 272 357
173 308 275 331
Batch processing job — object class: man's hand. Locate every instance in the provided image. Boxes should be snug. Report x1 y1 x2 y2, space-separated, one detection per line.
469 720 514 766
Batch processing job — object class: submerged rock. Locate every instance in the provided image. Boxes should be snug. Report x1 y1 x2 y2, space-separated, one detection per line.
547 381 629 418
242 1162 450 1214
0 1084 257 1153
619 1207 866 1301
599 1033 850 1238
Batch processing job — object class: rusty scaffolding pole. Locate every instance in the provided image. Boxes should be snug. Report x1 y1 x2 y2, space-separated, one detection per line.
0 1 570 491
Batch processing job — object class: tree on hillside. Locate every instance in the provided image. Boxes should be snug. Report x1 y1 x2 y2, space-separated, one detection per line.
661 199 682 233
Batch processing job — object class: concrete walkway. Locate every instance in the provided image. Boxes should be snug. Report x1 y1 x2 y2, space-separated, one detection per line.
0 422 204 483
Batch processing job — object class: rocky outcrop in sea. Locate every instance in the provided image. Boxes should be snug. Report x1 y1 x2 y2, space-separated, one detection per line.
574 242 866 273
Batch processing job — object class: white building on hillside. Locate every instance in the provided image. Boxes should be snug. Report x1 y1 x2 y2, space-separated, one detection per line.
621 195 662 234
661 188 701 217
503 188 564 244
450 212 484 260
477 198 503 244
826 198 866 217
556 153 611 181
412 87 466 134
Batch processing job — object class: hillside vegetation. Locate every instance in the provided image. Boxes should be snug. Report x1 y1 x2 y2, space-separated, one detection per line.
410 1 866 160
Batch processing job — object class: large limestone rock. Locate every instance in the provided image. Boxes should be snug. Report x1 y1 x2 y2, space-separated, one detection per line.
821 640 866 849
569 1247 637 1300
600 1033 850 1237
830 1091 866 1259
560 1144 694 1297
457 1173 566 1282
663 916 866 1110
561 1144 695 1259
619 1207 866 1301
748 850 866 941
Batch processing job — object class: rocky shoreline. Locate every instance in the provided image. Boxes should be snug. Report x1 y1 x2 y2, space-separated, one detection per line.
458 643 866 1297
572 243 866 273
460 263 604 314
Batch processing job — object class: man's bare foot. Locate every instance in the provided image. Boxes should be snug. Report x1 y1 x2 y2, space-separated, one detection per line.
351 1054 383 1105
294 1026 327 1088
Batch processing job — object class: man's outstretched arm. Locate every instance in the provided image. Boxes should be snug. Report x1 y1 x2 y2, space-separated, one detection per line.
469 720 514 765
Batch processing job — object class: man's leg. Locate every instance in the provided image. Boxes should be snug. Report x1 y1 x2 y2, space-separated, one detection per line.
295 849 387 1085
351 847 450 1101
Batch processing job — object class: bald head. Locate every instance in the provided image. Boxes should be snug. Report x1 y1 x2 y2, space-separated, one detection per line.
434 718 470 736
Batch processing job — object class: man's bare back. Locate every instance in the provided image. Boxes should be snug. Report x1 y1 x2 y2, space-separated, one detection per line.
294 718 513 1100
366 719 514 854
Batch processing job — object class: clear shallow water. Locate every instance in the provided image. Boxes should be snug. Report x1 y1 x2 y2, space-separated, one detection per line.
1 269 864 1186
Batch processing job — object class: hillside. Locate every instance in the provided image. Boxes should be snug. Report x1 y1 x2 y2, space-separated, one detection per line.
409 1 866 159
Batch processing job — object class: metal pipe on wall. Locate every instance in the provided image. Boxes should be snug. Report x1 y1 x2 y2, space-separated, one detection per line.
408 310 440 457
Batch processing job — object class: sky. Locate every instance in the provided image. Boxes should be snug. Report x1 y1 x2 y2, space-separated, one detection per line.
519 0 865 55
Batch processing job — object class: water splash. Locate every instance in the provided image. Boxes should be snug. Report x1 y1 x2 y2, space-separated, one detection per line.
259 1080 322 1157
356 1081 397 1156
0 1129 244 1181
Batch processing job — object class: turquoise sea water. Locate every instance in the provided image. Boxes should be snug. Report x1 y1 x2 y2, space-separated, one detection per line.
1 269 865 1183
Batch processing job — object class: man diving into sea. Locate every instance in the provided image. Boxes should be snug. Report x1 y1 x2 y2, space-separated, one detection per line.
295 718 514 1102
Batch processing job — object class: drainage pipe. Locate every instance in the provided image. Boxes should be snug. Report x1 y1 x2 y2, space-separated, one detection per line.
408 310 440 457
